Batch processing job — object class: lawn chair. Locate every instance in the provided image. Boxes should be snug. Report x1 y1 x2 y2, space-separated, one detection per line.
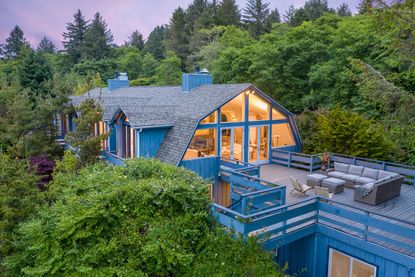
315 186 334 199
290 177 313 197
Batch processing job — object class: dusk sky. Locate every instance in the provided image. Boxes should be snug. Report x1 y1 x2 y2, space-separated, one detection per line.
1 0 360 49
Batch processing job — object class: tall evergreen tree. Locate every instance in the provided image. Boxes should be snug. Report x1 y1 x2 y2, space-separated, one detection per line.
337 3 352 16
18 50 53 98
358 0 374 14
216 0 241 26
267 7 281 26
166 7 190 67
4 25 30 57
83 12 114 60
37 37 57 54
186 0 211 31
62 9 89 63
242 0 270 37
143 25 166 60
126 30 144 51
283 5 296 24
287 0 333 27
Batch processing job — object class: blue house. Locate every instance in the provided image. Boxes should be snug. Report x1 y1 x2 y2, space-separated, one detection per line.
62 72 415 277
68 71 301 173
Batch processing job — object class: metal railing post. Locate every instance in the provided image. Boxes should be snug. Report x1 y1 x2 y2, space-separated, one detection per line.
288 152 292 168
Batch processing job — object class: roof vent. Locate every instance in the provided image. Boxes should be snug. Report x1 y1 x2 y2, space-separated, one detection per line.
200 68 209 74
108 72 129 91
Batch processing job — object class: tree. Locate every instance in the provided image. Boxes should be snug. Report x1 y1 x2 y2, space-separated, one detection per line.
216 0 241 26
126 30 144 51
83 12 114 60
166 7 190 67
287 0 334 26
18 50 53 97
283 5 297 24
337 3 352 16
4 159 281 276
65 98 106 166
242 0 271 37
358 0 375 14
0 154 42 267
3 26 30 57
116 47 142 80
314 107 395 160
156 51 182 85
268 8 281 24
143 25 166 60
141 53 158 78
62 9 89 63
37 37 57 54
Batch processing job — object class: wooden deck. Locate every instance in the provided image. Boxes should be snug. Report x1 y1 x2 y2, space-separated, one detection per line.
260 164 415 224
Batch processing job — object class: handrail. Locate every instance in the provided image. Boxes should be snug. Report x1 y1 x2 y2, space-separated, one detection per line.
330 152 415 169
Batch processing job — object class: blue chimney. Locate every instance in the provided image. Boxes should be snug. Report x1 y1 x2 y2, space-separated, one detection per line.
182 69 212 92
108 72 129 91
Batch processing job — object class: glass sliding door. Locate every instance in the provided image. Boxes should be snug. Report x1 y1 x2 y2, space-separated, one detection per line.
221 127 243 162
249 125 269 164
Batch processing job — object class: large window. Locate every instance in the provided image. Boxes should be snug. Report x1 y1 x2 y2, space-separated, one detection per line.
329 249 376 277
221 94 244 122
183 128 217 160
249 93 270 121
272 108 287 120
200 111 217 124
271 123 295 148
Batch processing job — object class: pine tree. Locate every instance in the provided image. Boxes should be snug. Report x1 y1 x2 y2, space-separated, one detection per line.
4 25 30 57
283 5 296 24
18 50 53 98
242 0 270 37
62 9 89 63
37 37 57 54
143 25 166 60
83 12 114 60
166 7 190 67
216 0 241 26
126 30 144 51
337 3 352 16
268 8 281 24
358 0 374 14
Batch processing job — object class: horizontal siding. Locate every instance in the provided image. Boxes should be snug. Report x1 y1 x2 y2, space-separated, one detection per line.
278 233 415 277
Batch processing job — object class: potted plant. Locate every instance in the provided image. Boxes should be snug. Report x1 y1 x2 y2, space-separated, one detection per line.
321 152 330 172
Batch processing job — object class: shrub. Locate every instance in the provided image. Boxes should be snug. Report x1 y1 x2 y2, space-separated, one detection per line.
4 159 280 276
29 155 56 190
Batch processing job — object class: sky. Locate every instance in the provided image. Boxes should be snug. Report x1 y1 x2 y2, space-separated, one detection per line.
0 0 360 49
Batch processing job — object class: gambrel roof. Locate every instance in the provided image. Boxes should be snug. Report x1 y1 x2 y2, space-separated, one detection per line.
70 83 296 165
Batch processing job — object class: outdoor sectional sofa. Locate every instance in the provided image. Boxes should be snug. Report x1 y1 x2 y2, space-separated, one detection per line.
328 162 404 205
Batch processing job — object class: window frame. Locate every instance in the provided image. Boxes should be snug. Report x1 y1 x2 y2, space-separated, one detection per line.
328 248 377 277
248 92 270 122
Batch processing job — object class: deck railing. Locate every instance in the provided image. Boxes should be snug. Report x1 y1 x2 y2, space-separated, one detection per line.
211 196 415 260
271 149 415 185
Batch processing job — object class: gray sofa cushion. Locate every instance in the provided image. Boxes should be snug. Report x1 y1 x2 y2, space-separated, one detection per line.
328 171 346 178
355 182 375 198
376 176 393 184
377 170 399 180
355 176 376 185
348 165 364 176
341 174 361 181
362 168 379 180
334 162 349 173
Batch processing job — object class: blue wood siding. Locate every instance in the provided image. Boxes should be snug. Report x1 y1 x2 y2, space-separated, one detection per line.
139 128 168 158
278 233 415 277
179 156 219 180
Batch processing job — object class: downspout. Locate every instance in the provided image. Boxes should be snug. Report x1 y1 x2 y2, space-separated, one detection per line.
136 128 142 157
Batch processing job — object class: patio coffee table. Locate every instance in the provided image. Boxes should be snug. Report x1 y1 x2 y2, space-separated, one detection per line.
321 177 345 194
306 173 328 187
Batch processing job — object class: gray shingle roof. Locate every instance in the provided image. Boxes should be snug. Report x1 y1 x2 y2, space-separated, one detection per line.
70 83 252 165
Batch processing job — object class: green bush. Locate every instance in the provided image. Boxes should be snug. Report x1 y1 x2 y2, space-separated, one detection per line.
0 154 42 269
4 159 280 276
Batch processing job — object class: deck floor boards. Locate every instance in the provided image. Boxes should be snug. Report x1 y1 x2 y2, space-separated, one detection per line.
259 164 415 257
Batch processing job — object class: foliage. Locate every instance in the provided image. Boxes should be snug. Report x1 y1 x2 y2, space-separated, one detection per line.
303 107 396 160
242 0 271 37
115 47 142 80
29 155 56 188
143 25 166 60
4 159 280 276
62 9 89 63
0 154 42 268
36 37 57 54
156 51 183 85
82 12 114 60
125 30 144 51
3 26 30 58
216 0 241 26
54 150 80 175
65 98 106 166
